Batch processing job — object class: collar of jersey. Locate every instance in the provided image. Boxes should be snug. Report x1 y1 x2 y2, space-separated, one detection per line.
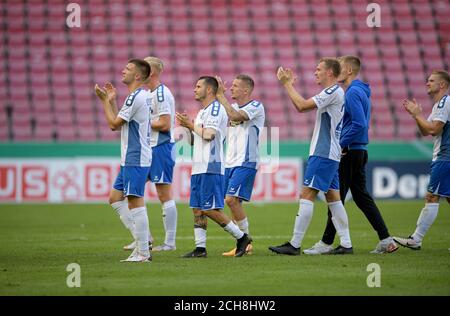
325 83 338 90
150 83 163 93
204 99 219 110
238 99 256 109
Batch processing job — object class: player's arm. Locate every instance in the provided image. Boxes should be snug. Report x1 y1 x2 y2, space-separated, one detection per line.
151 114 171 132
176 112 216 141
277 67 316 113
403 98 445 136
215 76 249 121
414 117 444 137
95 83 125 131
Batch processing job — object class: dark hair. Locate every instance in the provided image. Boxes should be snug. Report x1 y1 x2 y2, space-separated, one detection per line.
339 55 361 75
319 57 341 78
236 74 255 91
198 76 218 94
431 70 450 88
128 58 151 81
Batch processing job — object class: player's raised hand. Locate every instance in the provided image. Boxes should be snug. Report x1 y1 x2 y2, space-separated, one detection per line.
276 66 285 81
277 66 294 85
285 68 297 84
94 84 107 101
403 98 422 117
176 112 193 130
104 82 117 103
215 76 227 96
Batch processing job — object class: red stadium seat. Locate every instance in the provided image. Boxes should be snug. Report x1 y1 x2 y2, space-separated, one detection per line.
0 0 446 142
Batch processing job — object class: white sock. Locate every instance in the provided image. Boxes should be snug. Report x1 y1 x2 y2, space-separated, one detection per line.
111 200 135 239
412 203 439 243
194 228 207 248
130 207 150 255
290 199 314 248
329 201 352 248
162 200 177 247
223 221 245 239
237 218 249 235
145 209 153 244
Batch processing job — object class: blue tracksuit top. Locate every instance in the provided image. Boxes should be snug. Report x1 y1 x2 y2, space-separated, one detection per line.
339 79 371 150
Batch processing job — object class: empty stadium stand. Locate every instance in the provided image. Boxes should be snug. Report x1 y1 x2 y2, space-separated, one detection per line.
1 0 448 142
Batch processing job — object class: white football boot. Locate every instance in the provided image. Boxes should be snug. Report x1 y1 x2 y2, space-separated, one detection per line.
393 236 422 250
121 247 151 262
152 243 176 252
303 240 333 255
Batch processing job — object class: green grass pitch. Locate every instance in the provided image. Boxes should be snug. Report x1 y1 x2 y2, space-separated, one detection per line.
0 201 449 296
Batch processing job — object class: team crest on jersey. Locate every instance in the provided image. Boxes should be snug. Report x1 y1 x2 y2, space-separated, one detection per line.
206 118 219 126
315 95 326 104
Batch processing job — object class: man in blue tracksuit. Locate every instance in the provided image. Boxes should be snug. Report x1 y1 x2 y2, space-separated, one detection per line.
303 56 399 255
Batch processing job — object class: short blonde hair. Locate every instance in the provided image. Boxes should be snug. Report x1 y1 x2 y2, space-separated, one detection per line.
144 56 164 74
339 55 361 75
236 74 255 92
318 57 341 78
431 70 450 88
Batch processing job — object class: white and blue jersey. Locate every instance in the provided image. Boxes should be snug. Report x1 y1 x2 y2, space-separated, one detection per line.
428 94 450 162
310 84 345 162
149 84 175 147
426 94 450 197
301 84 344 192
192 100 228 175
225 100 265 169
118 88 153 167
147 84 176 184
190 100 228 210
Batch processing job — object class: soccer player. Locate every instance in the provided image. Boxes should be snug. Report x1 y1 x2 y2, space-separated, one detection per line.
269 58 353 255
94 59 153 262
176 76 252 258
304 56 398 255
215 75 265 256
141 56 178 252
394 70 450 250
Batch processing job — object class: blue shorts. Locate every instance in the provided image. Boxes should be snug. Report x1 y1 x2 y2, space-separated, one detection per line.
224 167 257 202
303 156 340 193
427 160 450 197
113 166 150 197
190 174 225 210
148 142 175 184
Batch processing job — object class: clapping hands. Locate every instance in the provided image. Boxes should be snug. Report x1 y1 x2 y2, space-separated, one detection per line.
277 66 297 85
